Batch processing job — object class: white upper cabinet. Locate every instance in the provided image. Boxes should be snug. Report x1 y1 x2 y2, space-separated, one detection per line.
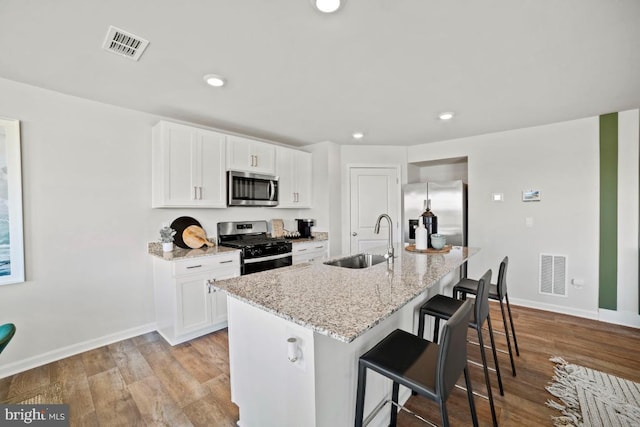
152 121 226 208
226 135 276 175
275 146 312 208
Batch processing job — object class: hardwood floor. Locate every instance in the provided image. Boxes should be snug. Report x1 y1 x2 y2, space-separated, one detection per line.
0 331 238 426
1 304 639 426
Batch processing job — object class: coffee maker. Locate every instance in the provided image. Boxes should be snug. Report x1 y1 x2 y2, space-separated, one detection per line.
295 219 315 238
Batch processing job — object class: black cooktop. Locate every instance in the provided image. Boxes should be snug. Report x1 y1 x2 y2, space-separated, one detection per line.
219 236 288 249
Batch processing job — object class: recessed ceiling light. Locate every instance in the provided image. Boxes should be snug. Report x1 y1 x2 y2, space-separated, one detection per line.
313 0 343 13
203 74 226 87
352 132 364 140
438 112 455 120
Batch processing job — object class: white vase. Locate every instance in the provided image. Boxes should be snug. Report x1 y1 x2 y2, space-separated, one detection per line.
162 242 173 252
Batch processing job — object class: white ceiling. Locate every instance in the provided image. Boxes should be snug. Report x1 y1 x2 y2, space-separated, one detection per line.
1 0 639 147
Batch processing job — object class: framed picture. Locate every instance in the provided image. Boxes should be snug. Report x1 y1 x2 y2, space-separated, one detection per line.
0 118 25 285
522 189 541 202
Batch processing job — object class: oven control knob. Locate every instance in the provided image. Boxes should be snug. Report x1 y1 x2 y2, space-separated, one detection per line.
250 248 262 257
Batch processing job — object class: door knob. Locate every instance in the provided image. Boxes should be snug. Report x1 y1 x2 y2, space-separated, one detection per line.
352 232 358 236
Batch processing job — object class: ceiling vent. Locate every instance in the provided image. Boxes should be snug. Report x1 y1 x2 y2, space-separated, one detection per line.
102 26 149 61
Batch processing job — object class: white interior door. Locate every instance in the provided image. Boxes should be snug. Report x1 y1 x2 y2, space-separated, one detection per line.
349 167 400 254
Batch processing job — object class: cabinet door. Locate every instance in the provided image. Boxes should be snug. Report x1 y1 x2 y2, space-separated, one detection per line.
275 146 296 208
176 274 211 335
152 122 198 207
197 130 226 207
152 121 227 208
275 148 312 209
209 271 237 324
227 135 253 171
251 140 276 174
227 135 275 174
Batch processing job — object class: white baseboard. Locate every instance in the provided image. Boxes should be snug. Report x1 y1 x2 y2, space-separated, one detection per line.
508 297 599 320
508 298 640 329
598 308 640 328
0 322 157 379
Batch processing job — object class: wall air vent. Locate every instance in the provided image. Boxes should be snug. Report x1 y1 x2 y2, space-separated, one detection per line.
101 26 149 61
539 253 567 297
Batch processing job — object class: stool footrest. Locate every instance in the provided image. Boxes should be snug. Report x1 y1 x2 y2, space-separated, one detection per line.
455 384 490 401
387 399 438 427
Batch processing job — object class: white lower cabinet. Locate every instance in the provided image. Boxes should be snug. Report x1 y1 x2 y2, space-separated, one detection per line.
153 251 240 345
292 241 328 264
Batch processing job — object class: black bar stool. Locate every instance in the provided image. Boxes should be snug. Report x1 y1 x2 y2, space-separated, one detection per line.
418 270 501 427
355 300 477 427
454 256 519 376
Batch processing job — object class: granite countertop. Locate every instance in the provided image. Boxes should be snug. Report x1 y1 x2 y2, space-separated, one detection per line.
212 245 479 343
148 242 240 261
280 232 329 242
149 232 328 262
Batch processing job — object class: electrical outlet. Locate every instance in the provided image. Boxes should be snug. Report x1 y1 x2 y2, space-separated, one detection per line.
571 278 585 288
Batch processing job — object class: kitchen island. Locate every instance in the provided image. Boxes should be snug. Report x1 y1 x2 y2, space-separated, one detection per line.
212 245 478 427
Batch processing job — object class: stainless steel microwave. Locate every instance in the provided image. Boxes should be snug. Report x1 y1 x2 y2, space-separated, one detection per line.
227 171 279 207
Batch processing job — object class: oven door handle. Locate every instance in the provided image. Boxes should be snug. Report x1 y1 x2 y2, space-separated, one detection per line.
244 252 292 264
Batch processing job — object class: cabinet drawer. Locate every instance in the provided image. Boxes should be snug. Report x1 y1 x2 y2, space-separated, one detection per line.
292 242 327 254
292 241 328 265
173 252 240 276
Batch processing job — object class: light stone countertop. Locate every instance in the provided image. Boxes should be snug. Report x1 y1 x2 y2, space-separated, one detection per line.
147 242 240 261
148 233 328 262
212 245 479 343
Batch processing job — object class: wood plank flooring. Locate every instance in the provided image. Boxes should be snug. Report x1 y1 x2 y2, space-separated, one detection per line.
1 304 639 426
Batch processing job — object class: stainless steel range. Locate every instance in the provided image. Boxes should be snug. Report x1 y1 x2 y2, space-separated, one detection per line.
217 221 292 275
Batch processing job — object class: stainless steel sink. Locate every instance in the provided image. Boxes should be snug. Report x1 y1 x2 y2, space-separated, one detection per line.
324 253 387 269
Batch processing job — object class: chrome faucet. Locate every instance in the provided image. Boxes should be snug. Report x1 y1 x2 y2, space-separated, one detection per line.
374 213 394 264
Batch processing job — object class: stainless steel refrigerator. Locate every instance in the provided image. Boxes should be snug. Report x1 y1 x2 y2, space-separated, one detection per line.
402 180 467 246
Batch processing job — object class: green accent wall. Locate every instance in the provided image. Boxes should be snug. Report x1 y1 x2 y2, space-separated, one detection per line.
599 113 618 310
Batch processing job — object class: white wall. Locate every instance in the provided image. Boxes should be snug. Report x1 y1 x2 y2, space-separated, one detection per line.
409 117 603 317
0 78 303 377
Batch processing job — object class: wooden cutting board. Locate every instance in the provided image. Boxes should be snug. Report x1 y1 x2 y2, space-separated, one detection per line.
183 225 214 249
405 244 451 254
170 216 201 248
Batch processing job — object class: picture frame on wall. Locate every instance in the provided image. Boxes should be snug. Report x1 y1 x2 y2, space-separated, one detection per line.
522 189 541 202
0 118 25 285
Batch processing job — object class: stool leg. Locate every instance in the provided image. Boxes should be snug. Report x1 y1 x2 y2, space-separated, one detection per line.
477 327 498 427
355 362 367 427
464 366 479 427
505 293 519 356
439 396 449 427
390 381 399 427
432 317 441 344
486 314 504 396
499 298 516 376
417 309 426 339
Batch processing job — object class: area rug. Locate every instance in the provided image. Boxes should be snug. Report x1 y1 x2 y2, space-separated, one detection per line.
2 381 63 404
546 356 640 427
